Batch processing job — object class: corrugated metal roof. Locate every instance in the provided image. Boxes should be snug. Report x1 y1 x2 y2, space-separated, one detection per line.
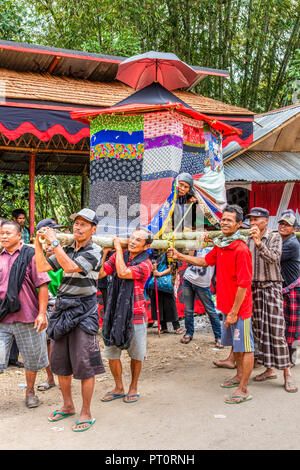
224 151 300 182
223 104 300 160
253 105 300 141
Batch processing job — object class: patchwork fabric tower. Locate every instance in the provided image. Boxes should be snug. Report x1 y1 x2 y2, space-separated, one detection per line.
71 83 241 236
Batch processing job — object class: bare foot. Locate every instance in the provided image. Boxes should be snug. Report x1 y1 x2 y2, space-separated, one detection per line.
284 375 298 393
213 359 236 369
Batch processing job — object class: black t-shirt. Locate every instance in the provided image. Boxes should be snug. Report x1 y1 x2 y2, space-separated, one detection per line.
280 234 300 287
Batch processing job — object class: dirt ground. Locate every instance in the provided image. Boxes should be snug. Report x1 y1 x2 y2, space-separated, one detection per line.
0 324 300 451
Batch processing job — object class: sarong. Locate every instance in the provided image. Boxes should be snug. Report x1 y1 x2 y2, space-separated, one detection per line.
283 282 300 345
252 281 290 370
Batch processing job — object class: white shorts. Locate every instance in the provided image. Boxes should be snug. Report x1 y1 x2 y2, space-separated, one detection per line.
103 322 147 361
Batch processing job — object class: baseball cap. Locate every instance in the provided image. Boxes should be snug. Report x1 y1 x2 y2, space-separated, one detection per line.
36 218 64 231
70 208 98 225
246 207 269 219
278 211 297 227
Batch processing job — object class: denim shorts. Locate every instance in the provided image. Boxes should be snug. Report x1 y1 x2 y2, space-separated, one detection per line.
0 322 48 372
221 315 254 353
103 321 147 361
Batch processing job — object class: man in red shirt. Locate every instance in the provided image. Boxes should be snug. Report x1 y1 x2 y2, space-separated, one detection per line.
168 204 254 404
99 228 153 404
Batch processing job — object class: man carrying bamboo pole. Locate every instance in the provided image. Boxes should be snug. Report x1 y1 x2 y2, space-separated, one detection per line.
168 204 255 404
35 208 105 432
99 228 153 404
247 207 297 393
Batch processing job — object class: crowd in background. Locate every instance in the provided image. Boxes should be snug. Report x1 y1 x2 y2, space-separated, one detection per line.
0 174 299 430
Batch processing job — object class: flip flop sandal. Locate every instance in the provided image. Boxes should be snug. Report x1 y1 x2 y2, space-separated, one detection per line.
180 335 192 344
160 330 170 334
284 379 298 393
37 382 56 392
101 392 126 402
25 395 40 408
174 328 184 335
220 379 240 388
253 373 277 382
213 360 236 369
123 393 140 403
48 410 76 422
225 393 253 404
72 418 96 432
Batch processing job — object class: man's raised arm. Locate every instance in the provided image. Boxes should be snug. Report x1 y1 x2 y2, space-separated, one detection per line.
167 248 208 267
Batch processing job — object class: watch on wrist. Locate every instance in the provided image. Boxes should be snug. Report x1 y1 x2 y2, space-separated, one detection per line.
52 239 59 247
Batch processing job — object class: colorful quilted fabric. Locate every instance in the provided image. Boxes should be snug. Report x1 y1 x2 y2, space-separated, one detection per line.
180 149 206 176
144 112 183 138
183 124 205 146
90 158 142 184
140 177 175 226
203 124 223 171
142 170 178 181
146 179 178 236
88 110 225 234
90 114 144 133
91 129 144 145
142 146 182 176
91 142 144 160
144 134 183 150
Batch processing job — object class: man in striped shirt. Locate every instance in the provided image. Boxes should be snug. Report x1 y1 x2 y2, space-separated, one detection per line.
35 208 105 432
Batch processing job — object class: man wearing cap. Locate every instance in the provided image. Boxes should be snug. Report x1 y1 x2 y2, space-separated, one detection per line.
35 208 105 431
247 207 297 393
278 210 300 366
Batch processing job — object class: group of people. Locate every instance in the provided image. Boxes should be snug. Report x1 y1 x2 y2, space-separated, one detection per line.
168 204 300 404
0 180 299 432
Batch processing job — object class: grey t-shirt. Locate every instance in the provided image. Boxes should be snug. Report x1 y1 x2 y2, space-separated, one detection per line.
183 247 215 288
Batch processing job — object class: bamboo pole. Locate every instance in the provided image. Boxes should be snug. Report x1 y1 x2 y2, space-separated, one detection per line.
2 232 299 251
35 230 300 251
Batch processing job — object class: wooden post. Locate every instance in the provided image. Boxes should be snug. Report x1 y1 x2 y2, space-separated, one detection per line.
29 152 36 238
81 166 89 209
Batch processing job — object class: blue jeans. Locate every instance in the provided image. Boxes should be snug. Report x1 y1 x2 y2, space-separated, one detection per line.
183 279 221 341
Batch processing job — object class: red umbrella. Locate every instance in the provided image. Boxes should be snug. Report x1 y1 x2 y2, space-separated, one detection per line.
116 51 198 91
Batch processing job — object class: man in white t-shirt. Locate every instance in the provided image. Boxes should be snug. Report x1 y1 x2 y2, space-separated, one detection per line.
181 246 222 346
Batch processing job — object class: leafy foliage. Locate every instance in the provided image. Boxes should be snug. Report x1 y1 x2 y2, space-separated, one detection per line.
14 0 300 112
0 0 299 223
0 174 82 226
